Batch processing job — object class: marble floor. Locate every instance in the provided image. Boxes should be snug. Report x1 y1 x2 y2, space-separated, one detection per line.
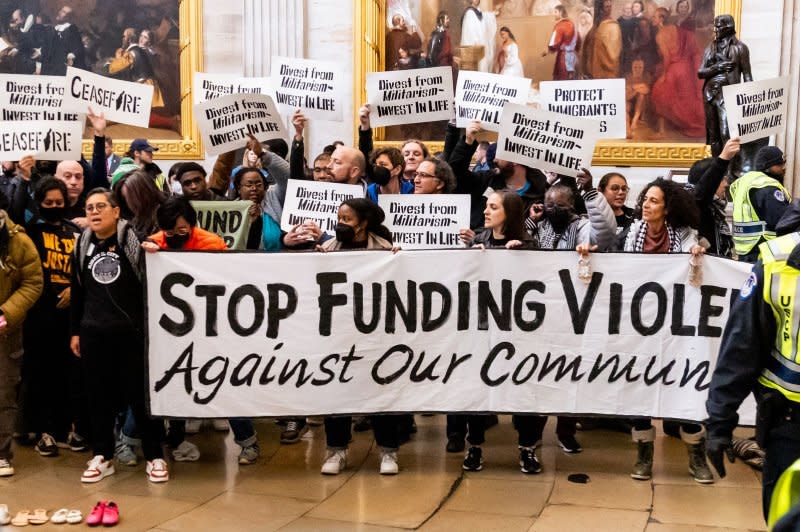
0 417 765 531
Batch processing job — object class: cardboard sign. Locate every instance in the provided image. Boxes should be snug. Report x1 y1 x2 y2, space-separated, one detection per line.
539 78 626 139
192 73 274 104
61 67 153 127
145 249 756 424
495 103 600 177
280 179 365 233
193 93 286 156
723 77 790 143
454 71 531 132
378 194 470 249
270 57 343 121
366 67 454 127
0 120 83 161
0 75 80 121
191 201 253 250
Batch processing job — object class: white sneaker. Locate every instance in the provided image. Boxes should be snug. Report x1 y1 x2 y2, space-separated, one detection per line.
146 458 169 483
81 455 115 483
379 450 399 475
185 420 202 434
212 419 230 432
0 458 12 477
171 441 201 462
321 449 347 475
0 503 9 525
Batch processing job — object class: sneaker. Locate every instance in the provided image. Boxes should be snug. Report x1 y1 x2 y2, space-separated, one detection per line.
558 435 583 454
185 419 202 434
68 432 89 452
380 450 399 475
0 458 14 477
115 442 138 466
146 458 169 483
519 447 543 474
688 442 714 484
306 416 324 426
35 433 59 457
446 437 465 453
212 419 229 432
321 449 347 475
81 455 115 483
462 446 483 471
280 420 309 444
171 441 201 462
238 444 260 465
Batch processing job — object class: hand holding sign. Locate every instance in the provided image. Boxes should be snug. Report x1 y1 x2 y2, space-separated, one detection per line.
719 137 741 161
17 155 35 181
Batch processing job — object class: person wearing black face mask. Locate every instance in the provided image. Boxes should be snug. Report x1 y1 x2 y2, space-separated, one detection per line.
22 177 89 457
365 147 413 203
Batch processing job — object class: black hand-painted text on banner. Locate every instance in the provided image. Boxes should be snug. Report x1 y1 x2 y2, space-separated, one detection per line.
145 250 755 423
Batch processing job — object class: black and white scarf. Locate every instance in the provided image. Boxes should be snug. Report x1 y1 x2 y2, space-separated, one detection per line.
528 217 581 250
631 221 682 253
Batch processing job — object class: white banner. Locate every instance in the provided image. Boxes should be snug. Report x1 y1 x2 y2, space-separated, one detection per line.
280 179 365 233
723 76 790 144
61 67 153 128
496 103 600 177
193 93 286 156
146 250 756 424
455 71 531 132
378 194 470 249
539 78 626 139
0 75 80 121
192 73 274 105
366 67 454 127
0 120 83 161
270 57 343 121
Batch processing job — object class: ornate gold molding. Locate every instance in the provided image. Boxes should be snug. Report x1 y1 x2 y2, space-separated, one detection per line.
82 0 204 160
355 0 742 168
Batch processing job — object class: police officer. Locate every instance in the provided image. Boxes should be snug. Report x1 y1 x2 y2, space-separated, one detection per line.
730 146 790 263
706 231 800 520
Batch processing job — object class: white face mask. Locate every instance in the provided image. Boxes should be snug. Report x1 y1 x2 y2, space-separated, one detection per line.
171 180 183 196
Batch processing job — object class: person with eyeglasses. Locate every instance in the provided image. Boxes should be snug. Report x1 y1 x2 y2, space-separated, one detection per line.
413 157 456 195
70 188 168 485
596 171 634 245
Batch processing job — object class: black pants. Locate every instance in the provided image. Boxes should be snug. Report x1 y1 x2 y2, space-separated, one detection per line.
632 418 702 436
325 415 399 450
762 420 800 520
80 329 164 461
513 415 577 447
446 415 486 446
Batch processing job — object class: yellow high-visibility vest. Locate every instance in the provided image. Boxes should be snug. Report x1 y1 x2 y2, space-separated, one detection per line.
731 171 791 256
768 458 800 530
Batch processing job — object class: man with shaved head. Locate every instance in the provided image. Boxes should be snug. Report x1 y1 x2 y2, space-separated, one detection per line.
325 146 367 191
55 160 88 227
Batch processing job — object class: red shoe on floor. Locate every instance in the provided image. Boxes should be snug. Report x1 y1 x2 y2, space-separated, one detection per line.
86 501 105 527
102 502 119 526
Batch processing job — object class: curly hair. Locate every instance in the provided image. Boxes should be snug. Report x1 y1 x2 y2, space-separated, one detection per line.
635 178 700 229
341 198 394 244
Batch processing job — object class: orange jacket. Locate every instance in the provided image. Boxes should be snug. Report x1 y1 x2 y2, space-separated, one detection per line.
149 227 228 251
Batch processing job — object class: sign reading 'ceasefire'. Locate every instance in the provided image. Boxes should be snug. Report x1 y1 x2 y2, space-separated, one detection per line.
61 66 154 128
145 250 756 424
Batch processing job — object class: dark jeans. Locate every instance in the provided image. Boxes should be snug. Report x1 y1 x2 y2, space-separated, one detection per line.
81 329 164 461
632 418 702 436
446 415 486 446
513 415 577 447
762 421 800 520
0 352 21 460
325 415 399 450
165 418 257 448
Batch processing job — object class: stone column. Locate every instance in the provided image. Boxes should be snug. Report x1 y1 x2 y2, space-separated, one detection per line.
243 0 305 76
778 0 800 195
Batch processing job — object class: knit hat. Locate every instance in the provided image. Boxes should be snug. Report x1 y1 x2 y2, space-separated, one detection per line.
755 146 785 172
110 157 139 187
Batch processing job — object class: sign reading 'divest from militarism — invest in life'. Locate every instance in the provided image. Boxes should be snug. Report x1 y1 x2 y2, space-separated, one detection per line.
723 76 790 144
366 67 454 128
0 74 80 121
379 194 471 249
496 103 601 178
192 73 275 104
539 78 627 139
270 57 344 121
280 179 365 234
193 92 286 156
455 70 531 132
61 67 153 128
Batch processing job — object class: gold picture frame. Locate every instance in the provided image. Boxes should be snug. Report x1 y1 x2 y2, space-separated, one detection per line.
354 0 742 168
81 0 204 160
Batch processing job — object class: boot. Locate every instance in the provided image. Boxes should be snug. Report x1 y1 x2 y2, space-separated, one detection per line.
687 442 714 484
631 441 653 480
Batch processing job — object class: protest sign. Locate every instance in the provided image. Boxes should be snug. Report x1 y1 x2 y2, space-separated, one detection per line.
0 120 83 161
366 67 454 127
280 179 364 233
0 74 80 121
146 249 756 424
190 201 253 250
496 103 600 177
270 57 343 121
378 194 470 249
455 71 530 131
61 67 153 127
723 76 790 144
539 78 626 139
193 92 286 156
192 73 274 104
